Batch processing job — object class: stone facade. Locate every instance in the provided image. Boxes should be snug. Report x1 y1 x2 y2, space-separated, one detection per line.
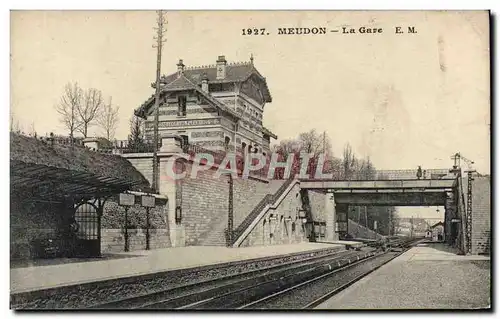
100 194 170 253
10 191 170 258
238 185 335 247
240 184 306 247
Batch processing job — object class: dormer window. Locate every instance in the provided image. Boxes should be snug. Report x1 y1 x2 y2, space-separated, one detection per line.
178 96 187 116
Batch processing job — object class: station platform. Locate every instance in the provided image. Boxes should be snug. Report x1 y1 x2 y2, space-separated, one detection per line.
316 242 491 309
11 242 347 294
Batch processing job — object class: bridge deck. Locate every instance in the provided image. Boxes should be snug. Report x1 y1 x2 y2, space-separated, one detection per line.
299 179 456 191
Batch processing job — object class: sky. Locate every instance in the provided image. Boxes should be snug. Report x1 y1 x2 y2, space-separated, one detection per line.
10 11 490 173
10 10 490 219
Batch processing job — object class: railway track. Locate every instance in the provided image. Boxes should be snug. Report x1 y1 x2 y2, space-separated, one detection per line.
93 237 421 310
92 247 368 309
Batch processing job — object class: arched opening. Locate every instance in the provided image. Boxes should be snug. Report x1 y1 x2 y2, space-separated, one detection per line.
180 134 189 150
73 202 100 257
224 136 231 150
262 219 267 245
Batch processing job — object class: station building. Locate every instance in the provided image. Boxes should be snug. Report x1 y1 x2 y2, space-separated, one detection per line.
134 55 278 155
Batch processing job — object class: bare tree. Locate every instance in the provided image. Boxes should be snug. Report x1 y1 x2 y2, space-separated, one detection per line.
342 143 356 179
298 129 332 156
97 97 119 141
55 82 82 142
77 88 104 137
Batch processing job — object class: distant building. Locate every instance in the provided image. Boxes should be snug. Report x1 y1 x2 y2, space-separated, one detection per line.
431 221 445 242
134 55 277 155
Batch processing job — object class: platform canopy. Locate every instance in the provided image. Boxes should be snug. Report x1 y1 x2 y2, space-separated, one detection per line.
10 133 151 202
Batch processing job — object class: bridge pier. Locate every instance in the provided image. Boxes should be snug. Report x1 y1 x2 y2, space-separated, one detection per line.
335 202 349 240
444 191 458 246
325 194 337 241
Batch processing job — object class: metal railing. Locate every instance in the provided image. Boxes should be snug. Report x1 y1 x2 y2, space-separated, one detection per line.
373 169 451 180
182 143 270 180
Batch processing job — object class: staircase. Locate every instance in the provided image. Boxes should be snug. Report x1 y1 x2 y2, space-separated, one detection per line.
230 178 296 246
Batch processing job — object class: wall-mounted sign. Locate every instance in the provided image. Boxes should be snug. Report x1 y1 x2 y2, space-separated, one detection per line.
451 218 461 223
141 195 156 208
298 210 307 218
119 193 135 206
175 206 182 224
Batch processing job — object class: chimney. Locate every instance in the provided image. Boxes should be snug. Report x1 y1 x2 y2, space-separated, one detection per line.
216 55 227 80
177 59 185 76
201 72 209 92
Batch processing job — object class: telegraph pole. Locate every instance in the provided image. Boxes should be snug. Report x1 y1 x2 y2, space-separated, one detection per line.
152 11 168 194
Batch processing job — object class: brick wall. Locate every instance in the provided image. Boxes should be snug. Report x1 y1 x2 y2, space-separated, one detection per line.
180 168 230 246
462 176 491 255
179 161 280 246
122 153 332 248
125 156 154 185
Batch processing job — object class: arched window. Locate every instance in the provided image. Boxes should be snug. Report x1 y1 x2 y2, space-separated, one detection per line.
180 135 189 149
224 136 231 149
242 142 247 153
262 220 267 245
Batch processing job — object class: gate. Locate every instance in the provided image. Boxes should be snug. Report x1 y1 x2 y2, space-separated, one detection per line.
74 202 101 257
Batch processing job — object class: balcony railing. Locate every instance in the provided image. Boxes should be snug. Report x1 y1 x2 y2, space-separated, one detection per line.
100 140 156 154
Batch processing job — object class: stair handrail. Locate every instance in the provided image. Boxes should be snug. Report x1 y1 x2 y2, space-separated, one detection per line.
230 177 296 245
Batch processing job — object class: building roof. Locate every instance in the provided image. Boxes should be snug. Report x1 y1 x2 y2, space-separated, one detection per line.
135 74 241 121
135 56 276 139
10 133 151 200
430 221 444 228
159 60 272 103
135 71 278 140
262 126 278 139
